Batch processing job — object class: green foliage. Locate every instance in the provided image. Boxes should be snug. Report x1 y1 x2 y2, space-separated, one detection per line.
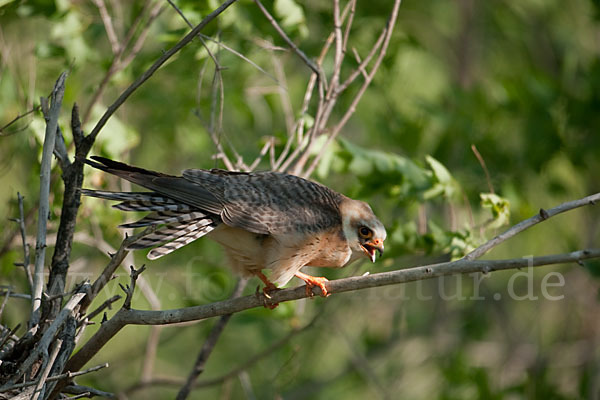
480 193 511 229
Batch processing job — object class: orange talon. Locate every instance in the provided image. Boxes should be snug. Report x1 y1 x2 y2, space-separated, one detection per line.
295 271 330 297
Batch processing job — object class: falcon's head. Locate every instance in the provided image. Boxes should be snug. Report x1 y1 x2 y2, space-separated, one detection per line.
341 199 387 263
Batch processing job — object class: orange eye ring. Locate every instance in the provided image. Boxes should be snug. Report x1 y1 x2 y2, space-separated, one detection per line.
358 226 373 239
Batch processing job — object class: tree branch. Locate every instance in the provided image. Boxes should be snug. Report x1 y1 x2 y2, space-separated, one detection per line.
86 0 240 143
465 192 600 260
253 0 325 88
66 248 599 373
29 72 67 331
1 285 87 388
16 192 33 292
176 278 247 400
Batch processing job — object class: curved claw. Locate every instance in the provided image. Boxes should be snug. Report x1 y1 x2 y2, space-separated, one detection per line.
295 271 330 297
254 271 280 309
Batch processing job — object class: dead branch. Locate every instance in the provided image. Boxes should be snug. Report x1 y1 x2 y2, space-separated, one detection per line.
1 285 88 389
29 72 67 331
0 363 108 393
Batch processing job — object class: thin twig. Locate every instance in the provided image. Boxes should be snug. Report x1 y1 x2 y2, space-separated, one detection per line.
85 295 122 321
30 72 67 330
275 28 337 171
63 384 115 398
176 278 247 400
93 0 120 54
0 105 40 135
82 1 163 124
0 290 9 320
465 192 600 260
253 0 325 88
16 192 33 291
79 226 155 313
165 0 222 68
122 265 147 310
0 291 30 300
471 144 495 194
0 363 108 392
124 313 319 395
87 0 240 143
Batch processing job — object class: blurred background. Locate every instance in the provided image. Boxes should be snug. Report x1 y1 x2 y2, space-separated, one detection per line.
1 0 599 398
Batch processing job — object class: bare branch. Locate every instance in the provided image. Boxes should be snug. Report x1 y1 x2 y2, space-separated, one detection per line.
0 363 108 393
31 338 62 400
92 0 120 55
66 248 599 373
176 279 247 400
2 285 87 388
30 72 67 330
122 265 147 310
87 0 240 143
63 384 114 398
302 0 402 177
0 291 9 320
16 192 33 292
0 105 40 136
85 295 122 321
471 144 495 194
253 0 325 88
0 291 30 300
79 226 155 313
465 192 600 260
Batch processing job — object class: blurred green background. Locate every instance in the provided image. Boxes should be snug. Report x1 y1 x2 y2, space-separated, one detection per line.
1 0 599 398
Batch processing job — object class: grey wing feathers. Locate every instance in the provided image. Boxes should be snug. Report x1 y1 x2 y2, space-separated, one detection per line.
84 156 345 259
182 169 344 235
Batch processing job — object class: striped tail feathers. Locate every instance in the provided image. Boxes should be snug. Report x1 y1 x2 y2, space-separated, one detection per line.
147 223 216 260
82 188 219 259
119 210 208 228
127 218 216 259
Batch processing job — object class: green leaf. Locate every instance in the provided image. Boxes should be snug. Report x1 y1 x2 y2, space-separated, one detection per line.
480 192 511 229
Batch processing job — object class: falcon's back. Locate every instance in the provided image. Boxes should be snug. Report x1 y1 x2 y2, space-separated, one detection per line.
83 156 345 258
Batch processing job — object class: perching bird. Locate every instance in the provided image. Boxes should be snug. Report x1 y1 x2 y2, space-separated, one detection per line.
82 156 386 298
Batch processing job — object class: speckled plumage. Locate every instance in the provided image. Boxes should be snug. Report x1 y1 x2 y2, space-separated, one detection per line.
83 156 386 291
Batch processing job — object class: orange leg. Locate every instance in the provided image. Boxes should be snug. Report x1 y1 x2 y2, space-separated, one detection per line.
295 271 330 298
254 271 279 309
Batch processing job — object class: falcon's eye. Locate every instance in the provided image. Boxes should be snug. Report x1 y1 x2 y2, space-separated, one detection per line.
358 226 373 239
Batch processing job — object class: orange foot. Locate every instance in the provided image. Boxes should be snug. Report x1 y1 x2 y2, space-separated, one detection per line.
255 271 280 309
295 271 330 298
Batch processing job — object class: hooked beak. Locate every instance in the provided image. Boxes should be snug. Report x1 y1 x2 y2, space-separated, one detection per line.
360 238 384 263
